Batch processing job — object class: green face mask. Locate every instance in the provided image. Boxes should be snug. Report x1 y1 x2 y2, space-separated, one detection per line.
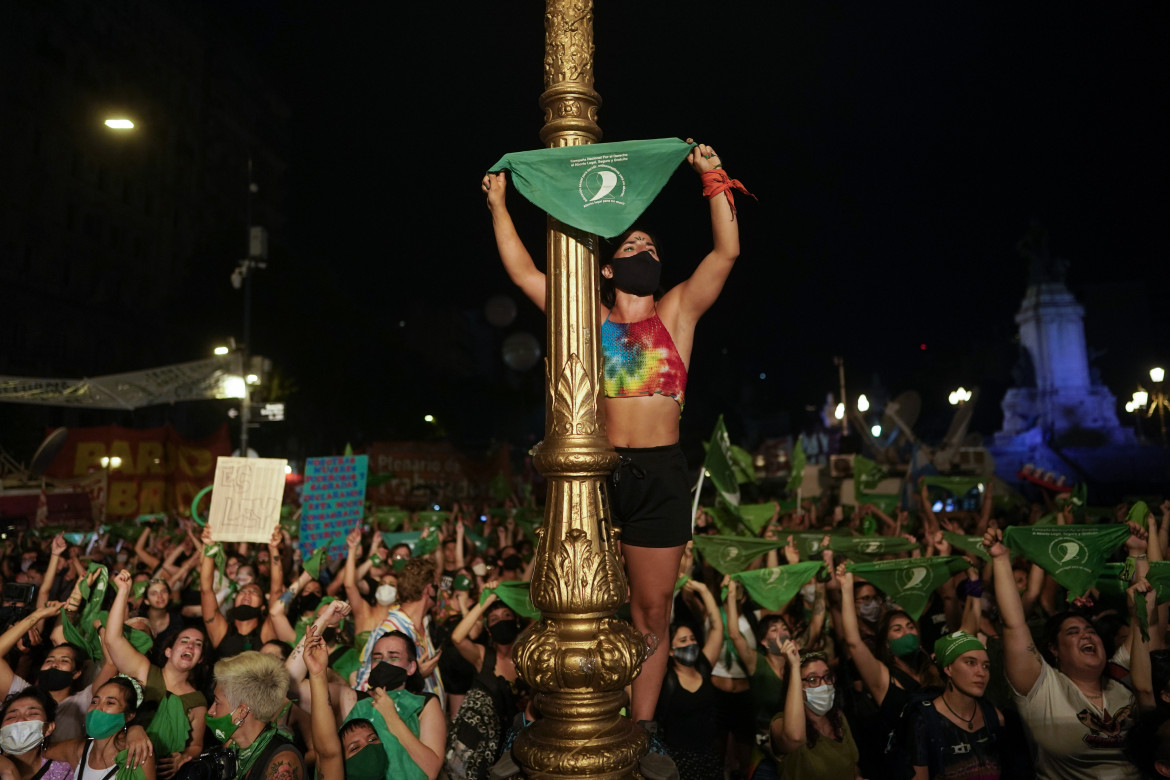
85 709 126 740
205 708 243 743
344 743 389 779
888 633 920 658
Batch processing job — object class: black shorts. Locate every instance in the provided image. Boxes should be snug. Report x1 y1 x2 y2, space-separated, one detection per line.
608 443 692 548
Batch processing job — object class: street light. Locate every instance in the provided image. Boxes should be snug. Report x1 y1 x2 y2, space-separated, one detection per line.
104 118 134 130
1140 367 1168 447
857 394 870 412
948 387 973 406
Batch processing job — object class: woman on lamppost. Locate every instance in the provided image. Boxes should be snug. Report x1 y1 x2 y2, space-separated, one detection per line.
484 140 747 724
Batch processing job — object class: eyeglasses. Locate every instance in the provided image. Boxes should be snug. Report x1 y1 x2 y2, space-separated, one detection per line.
801 673 835 687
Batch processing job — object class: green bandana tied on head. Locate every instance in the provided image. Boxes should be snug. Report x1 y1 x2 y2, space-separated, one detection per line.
692 534 786 575
846 557 969 620
488 138 694 238
345 693 427 780
730 562 825 611
480 581 539 620
1004 524 1132 599
933 631 986 668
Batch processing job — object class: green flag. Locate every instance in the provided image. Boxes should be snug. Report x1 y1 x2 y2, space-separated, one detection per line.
828 535 917 561
942 531 991 562
488 138 694 238
847 556 968 620
730 445 757 486
852 455 885 492
693 534 785 575
704 415 741 506
480 581 540 620
731 562 825 611
1004 524 1132 598
787 440 806 493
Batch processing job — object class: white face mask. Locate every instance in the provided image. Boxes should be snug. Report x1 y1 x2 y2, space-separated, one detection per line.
235 573 254 586
471 562 487 577
0 720 45 755
804 684 835 716
800 583 816 602
375 584 397 606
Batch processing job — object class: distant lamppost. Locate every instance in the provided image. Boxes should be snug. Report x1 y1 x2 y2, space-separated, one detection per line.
1132 367 1169 447
229 159 268 458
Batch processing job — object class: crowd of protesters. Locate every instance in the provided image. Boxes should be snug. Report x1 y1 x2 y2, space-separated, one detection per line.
0 477 1168 779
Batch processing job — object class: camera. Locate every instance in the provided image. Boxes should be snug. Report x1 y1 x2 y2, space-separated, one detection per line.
174 746 238 780
0 583 36 631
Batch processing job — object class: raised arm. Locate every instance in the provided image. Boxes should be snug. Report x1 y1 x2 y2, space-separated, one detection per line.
0 603 62 696
1128 576 1157 710
724 578 757 676
303 626 344 778
668 143 740 324
343 529 373 626
984 523 1042 695
450 589 492 668
135 528 162 571
105 569 151 684
372 688 444 780
198 528 228 647
834 563 890 705
483 172 545 312
286 600 351 684
683 579 723 666
769 639 807 755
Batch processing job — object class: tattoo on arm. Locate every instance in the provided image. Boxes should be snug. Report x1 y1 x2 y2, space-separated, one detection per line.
265 757 301 780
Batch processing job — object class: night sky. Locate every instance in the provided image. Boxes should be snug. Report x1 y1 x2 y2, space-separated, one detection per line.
213 3 1169 457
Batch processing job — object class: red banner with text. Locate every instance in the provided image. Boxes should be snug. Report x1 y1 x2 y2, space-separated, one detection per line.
43 425 231 518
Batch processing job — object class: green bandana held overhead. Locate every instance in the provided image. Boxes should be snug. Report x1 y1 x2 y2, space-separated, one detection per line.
933 631 985 668
692 534 786 575
1003 524 1132 599
487 138 695 238
480 581 539 620
303 545 328 580
828 535 917 561
942 531 992 562
846 557 970 620
730 562 826 611
786 439 807 494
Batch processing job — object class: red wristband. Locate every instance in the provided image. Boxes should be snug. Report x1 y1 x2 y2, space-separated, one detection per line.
700 169 757 216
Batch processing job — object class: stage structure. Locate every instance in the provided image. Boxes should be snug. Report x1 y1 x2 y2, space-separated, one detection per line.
511 2 648 778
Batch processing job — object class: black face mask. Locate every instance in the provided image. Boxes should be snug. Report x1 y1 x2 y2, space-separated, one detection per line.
368 661 410 692
228 604 264 622
608 251 661 296
672 644 701 667
295 593 322 615
488 619 521 646
502 555 523 571
38 667 74 691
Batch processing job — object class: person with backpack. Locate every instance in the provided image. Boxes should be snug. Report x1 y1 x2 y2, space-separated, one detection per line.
902 631 1007 779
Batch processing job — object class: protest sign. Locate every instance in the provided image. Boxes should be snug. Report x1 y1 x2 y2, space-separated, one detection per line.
300 455 369 561
207 457 287 543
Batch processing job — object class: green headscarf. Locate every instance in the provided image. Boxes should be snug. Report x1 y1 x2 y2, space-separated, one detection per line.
933 631 986 668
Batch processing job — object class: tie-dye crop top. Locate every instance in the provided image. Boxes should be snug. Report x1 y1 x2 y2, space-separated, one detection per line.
601 312 687 408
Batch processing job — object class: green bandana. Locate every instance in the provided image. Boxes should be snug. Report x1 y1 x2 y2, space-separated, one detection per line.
145 692 191 755
692 534 785 575
204 543 227 581
736 503 778 536
374 508 409 531
415 511 449 531
674 575 690 596
920 476 985 497
857 491 901 516
381 531 422 553
480 581 539 620
130 579 149 602
345 693 427 780
303 545 327 580
463 525 490 553
1004 524 1132 599
113 749 147 780
828 535 917 561
413 533 439 557
488 137 694 238
786 532 831 562
846 556 969 620
1097 558 1170 641
852 455 886 492
942 531 992 562
1125 501 1151 529
933 631 985 668
730 562 825 611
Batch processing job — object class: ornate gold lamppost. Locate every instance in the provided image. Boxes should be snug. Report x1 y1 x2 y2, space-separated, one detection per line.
510 2 647 778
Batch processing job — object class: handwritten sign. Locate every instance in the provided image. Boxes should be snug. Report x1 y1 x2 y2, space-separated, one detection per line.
207 457 287 543
300 455 369 560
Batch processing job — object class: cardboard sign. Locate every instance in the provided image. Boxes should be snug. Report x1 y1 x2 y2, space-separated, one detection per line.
207 457 287 543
